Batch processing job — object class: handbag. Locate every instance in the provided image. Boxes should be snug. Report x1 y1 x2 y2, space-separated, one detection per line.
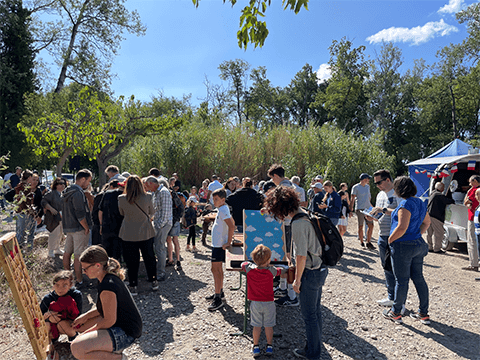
287 266 296 284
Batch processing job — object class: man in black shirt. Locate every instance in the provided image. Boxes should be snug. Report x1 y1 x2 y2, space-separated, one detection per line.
427 182 455 253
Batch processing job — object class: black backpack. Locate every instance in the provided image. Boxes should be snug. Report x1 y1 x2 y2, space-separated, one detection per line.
291 208 344 266
4 188 15 202
170 189 184 223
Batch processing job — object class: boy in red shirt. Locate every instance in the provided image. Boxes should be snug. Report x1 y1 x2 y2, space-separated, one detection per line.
241 244 287 357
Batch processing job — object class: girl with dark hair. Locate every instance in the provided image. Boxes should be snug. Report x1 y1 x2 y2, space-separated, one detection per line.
71 246 141 360
42 177 68 257
117 175 158 295
383 176 431 325
264 186 328 360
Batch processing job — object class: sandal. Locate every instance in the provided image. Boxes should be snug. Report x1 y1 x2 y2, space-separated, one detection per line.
461 266 479 271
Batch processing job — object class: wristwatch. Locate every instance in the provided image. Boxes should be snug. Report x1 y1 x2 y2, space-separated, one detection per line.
382 208 388 214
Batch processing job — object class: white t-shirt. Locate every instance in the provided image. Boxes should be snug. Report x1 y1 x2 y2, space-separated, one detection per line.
211 204 232 247
293 183 306 202
208 180 223 204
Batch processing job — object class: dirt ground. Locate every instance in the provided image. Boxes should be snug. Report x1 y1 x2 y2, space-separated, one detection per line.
1 214 479 360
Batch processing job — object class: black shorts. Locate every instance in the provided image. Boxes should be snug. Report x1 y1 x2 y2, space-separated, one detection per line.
211 247 226 263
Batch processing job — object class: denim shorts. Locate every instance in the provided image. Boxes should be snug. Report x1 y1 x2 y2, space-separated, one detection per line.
107 326 135 352
168 221 180 237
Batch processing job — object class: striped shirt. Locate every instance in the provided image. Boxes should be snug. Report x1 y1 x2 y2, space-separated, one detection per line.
474 206 480 235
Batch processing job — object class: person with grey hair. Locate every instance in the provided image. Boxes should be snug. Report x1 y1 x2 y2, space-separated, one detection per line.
426 182 454 253
291 176 307 207
105 165 125 183
144 175 172 281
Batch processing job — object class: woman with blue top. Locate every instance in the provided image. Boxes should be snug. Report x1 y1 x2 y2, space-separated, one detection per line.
383 176 431 325
317 180 341 226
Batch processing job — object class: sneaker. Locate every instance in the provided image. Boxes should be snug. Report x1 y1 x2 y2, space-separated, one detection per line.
382 309 403 324
265 345 273 356
252 345 261 358
129 286 138 296
186 246 191 251
366 242 375 250
176 261 182 270
360 241 365 247
158 273 166 282
410 312 430 325
293 348 308 359
208 297 224 311
400 304 406 316
377 298 394 307
205 291 225 301
274 287 287 298
151 280 159 291
275 295 299 307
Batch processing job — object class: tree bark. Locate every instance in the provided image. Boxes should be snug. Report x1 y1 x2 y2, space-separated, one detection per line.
56 147 73 178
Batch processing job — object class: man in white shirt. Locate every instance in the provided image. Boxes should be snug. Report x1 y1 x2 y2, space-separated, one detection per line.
291 176 307 207
207 175 223 206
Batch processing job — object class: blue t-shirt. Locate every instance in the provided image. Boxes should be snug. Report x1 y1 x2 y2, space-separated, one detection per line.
390 197 427 241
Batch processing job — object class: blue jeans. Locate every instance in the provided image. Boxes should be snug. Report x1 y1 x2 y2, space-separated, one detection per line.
378 235 395 301
299 266 328 360
16 213 36 247
390 238 429 315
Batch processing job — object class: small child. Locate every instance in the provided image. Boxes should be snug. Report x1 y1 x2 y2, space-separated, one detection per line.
337 190 350 236
185 199 198 251
205 188 235 311
242 244 285 358
40 270 83 341
189 186 200 202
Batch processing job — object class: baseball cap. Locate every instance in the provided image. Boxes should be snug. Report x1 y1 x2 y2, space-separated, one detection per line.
311 183 324 189
314 175 323 181
359 173 371 180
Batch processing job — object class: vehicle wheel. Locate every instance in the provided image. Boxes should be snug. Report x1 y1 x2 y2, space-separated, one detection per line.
442 234 455 251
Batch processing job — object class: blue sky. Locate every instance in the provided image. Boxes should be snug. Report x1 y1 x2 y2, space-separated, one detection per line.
53 1 477 104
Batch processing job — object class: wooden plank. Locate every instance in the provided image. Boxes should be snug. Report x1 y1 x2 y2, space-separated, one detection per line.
0 232 49 360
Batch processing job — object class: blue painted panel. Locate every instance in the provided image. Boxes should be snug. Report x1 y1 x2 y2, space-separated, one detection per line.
243 210 286 261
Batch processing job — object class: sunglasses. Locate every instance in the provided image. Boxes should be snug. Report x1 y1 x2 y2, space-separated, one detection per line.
82 264 95 272
374 178 386 186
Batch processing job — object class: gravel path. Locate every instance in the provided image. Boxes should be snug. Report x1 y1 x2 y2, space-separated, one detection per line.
1 216 479 360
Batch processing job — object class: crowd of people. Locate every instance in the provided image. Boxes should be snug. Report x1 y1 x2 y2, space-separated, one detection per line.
1 162 479 359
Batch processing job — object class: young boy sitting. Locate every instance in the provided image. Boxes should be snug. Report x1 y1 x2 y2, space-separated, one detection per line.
242 244 286 357
205 188 235 311
40 270 83 341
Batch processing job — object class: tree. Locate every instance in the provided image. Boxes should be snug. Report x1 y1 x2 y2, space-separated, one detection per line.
192 0 309 49
286 63 325 126
367 43 423 174
457 3 480 61
19 85 122 177
0 0 37 167
218 59 250 124
317 38 370 134
30 0 146 93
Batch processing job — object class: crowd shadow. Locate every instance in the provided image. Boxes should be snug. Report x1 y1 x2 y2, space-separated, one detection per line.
403 320 480 359
322 306 388 359
333 248 385 285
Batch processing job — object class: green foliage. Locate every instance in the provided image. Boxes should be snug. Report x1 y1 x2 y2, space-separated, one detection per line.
0 0 37 168
192 0 308 49
115 122 394 191
30 0 146 92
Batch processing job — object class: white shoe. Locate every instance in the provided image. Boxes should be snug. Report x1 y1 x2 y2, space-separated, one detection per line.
377 298 394 307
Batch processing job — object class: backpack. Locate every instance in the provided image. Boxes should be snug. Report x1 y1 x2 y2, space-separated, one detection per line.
170 189 185 223
291 208 344 266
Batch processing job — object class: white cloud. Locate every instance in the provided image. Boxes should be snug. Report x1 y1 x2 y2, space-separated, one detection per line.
253 236 263 243
366 19 458 46
265 216 275 223
271 250 282 260
272 243 280 248
316 63 331 84
265 232 273 237
438 0 464 14
246 225 256 232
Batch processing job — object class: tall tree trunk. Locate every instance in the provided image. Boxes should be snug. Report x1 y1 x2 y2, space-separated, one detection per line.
449 85 458 138
54 0 90 93
56 147 73 177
